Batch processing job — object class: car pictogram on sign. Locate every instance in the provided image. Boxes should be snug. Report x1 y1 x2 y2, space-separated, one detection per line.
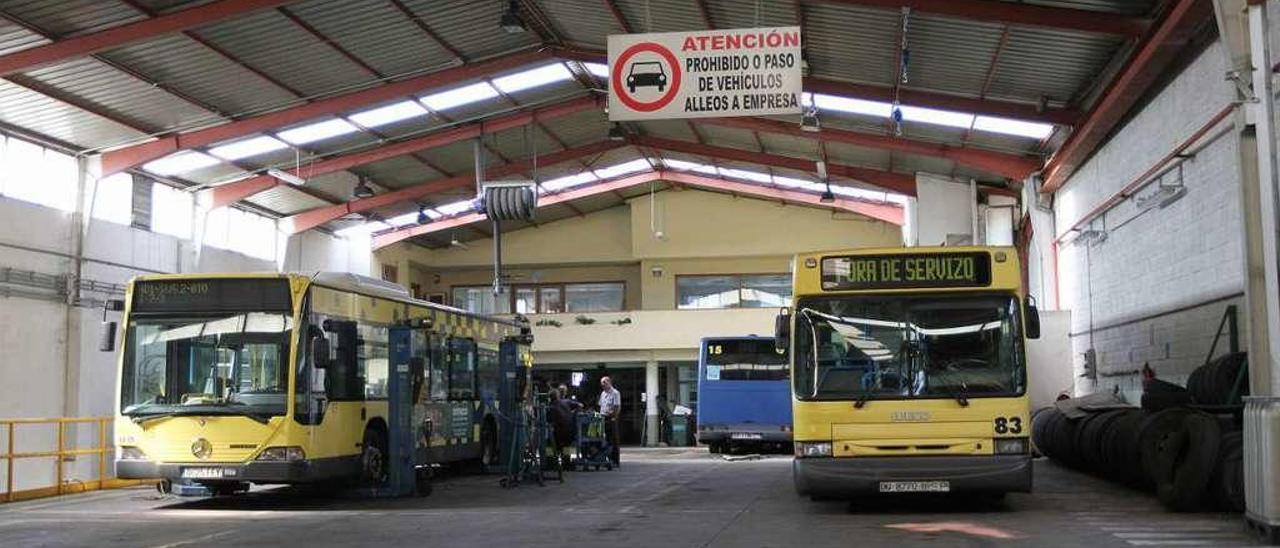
626 62 667 93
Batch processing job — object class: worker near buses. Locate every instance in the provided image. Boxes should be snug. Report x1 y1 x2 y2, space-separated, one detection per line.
599 376 622 467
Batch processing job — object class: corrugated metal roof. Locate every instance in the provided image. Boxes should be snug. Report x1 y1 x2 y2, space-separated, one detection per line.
802 3 899 88
692 124 759 151
632 119 697 142
1021 0 1157 16
545 108 609 147
758 132 819 158
537 0 625 45
132 0 219 13
986 26 1124 105
704 0 798 29
822 141 892 170
903 14 1006 98
191 9 377 98
614 0 707 33
285 0 458 77
0 19 45 56
0 79 146 148
100 34 300 119
246 184 332 215
399 0 541 62
0 0 145 37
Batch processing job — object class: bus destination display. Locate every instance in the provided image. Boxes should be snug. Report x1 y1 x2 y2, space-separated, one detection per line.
821 252 991 290
133 278 292 313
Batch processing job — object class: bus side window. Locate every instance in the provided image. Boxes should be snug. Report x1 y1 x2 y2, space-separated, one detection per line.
323 319 362 401
429 334 448 401
476 348 499 401
448 338 477 400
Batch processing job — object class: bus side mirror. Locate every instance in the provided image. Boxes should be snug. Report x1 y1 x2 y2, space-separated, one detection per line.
311 335 331 369
98 321 117 352
774 309 791 352
98 299 125 352
1025 297 1041 340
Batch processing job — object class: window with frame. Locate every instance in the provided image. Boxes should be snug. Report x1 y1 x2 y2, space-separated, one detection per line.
451 287 511 315
678 274 792 309
452 282 624 314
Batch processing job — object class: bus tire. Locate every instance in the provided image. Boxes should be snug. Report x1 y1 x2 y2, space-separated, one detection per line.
361 426 389 486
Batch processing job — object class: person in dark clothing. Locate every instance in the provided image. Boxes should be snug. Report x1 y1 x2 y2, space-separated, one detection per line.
549 387 582 467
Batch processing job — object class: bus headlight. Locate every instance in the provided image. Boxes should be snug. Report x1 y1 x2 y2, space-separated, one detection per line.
255 446 306 462
120 446 147 460
995 438 1029 455
794 442 832 458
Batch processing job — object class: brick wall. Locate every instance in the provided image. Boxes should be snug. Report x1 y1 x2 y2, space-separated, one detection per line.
1052 41 1248 395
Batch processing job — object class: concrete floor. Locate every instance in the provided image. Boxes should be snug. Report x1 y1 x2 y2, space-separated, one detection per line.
0 449 1263 547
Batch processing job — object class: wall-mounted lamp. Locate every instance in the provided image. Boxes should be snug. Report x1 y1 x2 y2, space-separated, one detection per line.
650 265 664 278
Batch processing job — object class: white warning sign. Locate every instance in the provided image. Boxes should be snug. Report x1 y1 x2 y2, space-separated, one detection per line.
607 26 803 122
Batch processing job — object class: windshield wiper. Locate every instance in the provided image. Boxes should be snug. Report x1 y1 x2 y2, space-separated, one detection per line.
952 379 970 407
128 407 271 425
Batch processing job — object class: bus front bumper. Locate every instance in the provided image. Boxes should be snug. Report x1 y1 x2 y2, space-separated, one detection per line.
116 457 358 484
793 455 1032 497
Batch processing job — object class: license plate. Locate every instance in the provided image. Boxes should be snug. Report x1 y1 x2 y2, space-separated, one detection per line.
879 481 950 493
730 433 763 440
182 467 228 479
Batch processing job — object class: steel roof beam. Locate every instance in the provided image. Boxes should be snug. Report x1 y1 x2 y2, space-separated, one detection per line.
1041 0 1213 192
202 95 600 209
698 116 1041 180
371 169 902 248
550 47 1079 125
0 0 296 77
631 135 916 195
280 140 625 234
807 0 1148 36
99 48 553 176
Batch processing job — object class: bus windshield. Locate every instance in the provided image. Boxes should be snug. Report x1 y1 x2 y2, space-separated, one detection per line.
705 338 788 381
792 294 1024 401
120 312 293 419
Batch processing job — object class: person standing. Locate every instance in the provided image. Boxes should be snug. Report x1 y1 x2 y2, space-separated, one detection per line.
599 376 622 466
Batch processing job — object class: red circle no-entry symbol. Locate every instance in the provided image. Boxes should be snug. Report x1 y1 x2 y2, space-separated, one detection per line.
611 42 682 113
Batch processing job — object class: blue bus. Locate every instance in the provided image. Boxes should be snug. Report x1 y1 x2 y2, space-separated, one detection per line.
696 336 792 453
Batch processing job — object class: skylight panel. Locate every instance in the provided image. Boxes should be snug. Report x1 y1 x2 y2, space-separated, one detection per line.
435 199 476 216
973 116 1055 139
208 136 289 161
583 62 610 78
277 119 359 145
899 105 975 130
541 171 598 192
593 159 652 179
386 212 419 227
718 167 773 184
143 151 221 175
663 159 717 175
421 82 499 111
349 100 429 128
335 221 389 238
772 175 813 188
811 93 893 117
492 63 574 94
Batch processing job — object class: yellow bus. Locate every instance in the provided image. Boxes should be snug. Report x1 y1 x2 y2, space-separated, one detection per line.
110 272 530 494
777 246 1040 499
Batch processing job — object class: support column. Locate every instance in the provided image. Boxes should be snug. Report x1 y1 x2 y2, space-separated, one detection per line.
666 363 680 405
645 360 659 447
1217 0 1280 396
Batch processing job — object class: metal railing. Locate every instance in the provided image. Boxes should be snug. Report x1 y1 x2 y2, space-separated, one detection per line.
1 417 152 503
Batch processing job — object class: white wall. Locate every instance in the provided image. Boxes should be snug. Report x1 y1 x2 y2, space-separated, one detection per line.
912 173 975 246
1049 41 1244 394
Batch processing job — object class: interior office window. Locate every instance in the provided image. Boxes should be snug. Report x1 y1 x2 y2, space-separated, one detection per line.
739 274 792 307
90 173 134 225
151 183 193 239
678 276 739 309
539 287 563 313
451 287 511 315
514 287 537 314
565 282 624 312
382 264 398 283
678 274 792 309
1 137 76 211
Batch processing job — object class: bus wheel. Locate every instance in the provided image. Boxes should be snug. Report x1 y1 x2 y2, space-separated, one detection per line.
362 428 389 486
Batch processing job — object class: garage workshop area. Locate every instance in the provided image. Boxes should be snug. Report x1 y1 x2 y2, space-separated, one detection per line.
2 0 1280 546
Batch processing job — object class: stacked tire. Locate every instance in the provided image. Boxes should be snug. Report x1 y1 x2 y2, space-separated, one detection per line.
1031 405 1243 512
1187 352 1248 406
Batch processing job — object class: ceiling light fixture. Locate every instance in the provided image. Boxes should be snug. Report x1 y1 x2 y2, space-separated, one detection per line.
267 168 305 186
500 0 526 34
417 205 430 224
820 182 836 203
801 95 821 133
353 177 375 199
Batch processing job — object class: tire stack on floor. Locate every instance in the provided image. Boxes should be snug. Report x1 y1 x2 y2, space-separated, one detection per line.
1031 353 1247 513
